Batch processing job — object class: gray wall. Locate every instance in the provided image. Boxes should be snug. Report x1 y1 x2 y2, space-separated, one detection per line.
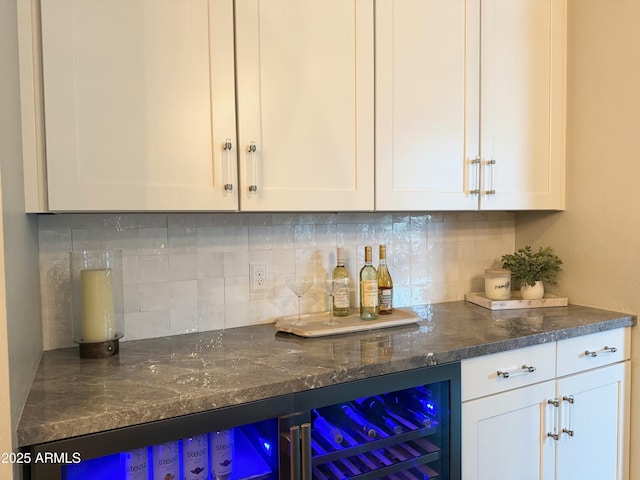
0 0 44 473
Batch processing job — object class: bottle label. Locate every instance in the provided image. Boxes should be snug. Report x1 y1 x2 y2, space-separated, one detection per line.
211 429 233 479
379 289 393 312
361 281 378 307
183 434 209 480
152 442 179 480
333 279 350 308
123 448 148 480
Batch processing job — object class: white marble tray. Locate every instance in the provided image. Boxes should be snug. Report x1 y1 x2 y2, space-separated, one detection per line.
275 308 420 338
465 291 568 310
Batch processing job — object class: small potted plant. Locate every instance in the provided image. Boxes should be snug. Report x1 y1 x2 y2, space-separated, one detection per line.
501 246 562 300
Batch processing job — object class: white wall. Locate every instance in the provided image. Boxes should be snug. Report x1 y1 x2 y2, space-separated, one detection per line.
0 0 44 476
515 0 640 476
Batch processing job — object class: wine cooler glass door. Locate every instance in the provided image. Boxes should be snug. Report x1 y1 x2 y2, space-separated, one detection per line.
294 363 460 480
62 417 280 480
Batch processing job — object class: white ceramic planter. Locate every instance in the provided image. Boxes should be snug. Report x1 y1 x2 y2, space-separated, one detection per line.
520 281 544 300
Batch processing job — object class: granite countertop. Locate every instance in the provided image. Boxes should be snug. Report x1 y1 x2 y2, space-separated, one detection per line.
17 301 635 447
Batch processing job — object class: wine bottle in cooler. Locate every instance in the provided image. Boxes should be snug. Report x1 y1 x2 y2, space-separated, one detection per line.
151 441 180 480
332 247 351 317
354 395 403 435
211 429 234 480
383 391 433 428
311 409 344 448
359 246 378 320
377 245 393 315
182 434 209 480
335 403 378 438
123 447 149 480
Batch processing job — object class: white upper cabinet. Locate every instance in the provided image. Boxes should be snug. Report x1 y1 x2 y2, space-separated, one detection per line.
37 0 238 211
375 0 478 211
375 0 566 211
479 0 566 210
234 0 375 211
23 0 563 212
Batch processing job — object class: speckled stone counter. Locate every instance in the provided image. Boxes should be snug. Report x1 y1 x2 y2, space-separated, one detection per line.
17 301 635 447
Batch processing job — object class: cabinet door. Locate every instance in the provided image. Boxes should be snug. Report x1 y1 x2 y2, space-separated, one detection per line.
462 380 556 480
375 0 479 211
235 0 374 211
41 0 238 211
555 362 630 480
479 0 566 210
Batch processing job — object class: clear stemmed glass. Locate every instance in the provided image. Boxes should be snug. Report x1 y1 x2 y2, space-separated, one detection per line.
320 278 339 326
285 276 314 326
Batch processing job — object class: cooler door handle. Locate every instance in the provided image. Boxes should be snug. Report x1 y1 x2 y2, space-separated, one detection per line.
301 423 312 480
289 425 301 480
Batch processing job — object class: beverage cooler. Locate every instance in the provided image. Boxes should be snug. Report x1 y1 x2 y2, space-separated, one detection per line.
23 363 460 480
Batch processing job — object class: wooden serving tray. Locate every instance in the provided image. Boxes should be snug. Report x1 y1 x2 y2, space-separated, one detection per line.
465 291 568 311
275 308 420 338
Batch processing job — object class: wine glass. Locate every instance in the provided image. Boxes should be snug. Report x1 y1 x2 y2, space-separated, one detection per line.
320 278 339 327
285 275 314 326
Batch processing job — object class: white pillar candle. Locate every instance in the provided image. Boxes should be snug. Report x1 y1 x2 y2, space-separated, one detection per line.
80 268 115 342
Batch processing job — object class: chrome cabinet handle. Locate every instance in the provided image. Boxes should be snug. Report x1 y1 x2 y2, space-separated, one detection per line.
561 395 575 438
223 138 234 191
547 398 560 441
247 142 258 192
497 364 536 378
584 346 617 357
484 158 496 195
468 156 481 195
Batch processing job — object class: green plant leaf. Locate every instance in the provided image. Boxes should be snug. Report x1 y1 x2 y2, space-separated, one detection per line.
501 246 563 288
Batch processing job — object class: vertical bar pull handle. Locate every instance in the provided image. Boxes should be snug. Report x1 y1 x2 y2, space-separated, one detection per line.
289 425 301 480
223 138 233 191
468 156 481 195
562 395 575 438
248 142 258 192
484 158 496 195
300 423 312 480
546 398 560 441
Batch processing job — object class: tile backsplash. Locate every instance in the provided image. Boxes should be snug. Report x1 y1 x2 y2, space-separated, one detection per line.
38 211 514 350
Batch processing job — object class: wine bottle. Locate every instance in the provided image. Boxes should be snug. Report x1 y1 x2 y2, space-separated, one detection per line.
151 441 180 480
359 246 378 320
182 434 209 480
312 409 344 447
354 395 403 435
325 403 378 438
377 245 393 315
211 429 234 480
411 387 438 417
343 403 379 438
383 391 433 428
332 247 351 317
122 447 149 480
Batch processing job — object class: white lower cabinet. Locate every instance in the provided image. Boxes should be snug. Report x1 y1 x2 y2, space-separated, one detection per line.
461 328 630 480
554 360 629 479
462 380 556 480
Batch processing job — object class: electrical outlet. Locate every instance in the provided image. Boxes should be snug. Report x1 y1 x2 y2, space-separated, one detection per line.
250 262 268 293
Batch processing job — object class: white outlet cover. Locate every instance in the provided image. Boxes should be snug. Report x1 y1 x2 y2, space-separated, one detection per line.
250 262 268 292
